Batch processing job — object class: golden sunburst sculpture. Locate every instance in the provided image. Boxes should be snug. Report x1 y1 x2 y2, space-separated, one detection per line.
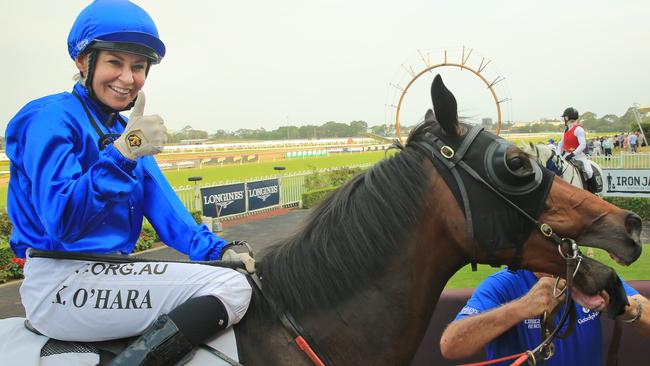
388 46 511 142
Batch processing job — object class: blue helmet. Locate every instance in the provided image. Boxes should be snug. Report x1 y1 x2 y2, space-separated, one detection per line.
68 0 166 64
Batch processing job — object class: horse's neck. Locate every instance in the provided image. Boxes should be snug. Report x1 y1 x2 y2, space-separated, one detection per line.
561 158 584 188
237 238 466 365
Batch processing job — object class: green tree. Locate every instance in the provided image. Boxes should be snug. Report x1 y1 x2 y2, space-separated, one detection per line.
297 125 318 139
349 120 368 136
580 111 598 131
277 126 300 140
318 121 352 137
620 107 641 132
370 124 390 136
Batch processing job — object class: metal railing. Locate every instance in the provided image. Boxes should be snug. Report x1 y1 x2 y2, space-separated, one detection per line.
590 152 650 169
173 163 373 214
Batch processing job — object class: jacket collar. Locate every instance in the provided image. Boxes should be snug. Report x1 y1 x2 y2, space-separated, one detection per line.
72 83 117 129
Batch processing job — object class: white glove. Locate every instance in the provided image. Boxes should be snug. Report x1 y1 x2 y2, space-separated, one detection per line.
113 91 167 160
221 248 256 274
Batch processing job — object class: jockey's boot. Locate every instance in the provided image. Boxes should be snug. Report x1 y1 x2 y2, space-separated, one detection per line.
108 313 193 366
587 175 602 193
109 296 230 366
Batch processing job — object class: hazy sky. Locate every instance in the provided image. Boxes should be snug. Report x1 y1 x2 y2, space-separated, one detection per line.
1 1 649 133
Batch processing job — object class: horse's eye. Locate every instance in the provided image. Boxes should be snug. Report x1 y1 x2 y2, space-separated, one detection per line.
507 156 525 171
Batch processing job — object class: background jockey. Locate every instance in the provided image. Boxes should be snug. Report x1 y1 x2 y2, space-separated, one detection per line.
5 1 252 365
556 107 598 191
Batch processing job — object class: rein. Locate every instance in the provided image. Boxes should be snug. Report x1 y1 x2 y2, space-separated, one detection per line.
247 272 330 366
511 242 581 366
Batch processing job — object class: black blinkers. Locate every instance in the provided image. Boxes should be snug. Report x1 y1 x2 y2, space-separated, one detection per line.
410 123 555 266
485 140 544 196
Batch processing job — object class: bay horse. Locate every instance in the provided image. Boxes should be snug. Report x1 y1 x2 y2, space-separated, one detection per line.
0 75 642 365
233 76 640 365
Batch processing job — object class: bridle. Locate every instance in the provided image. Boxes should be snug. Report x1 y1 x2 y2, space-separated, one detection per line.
516 240 582 366
410 125 585 365
409 125 573 267
248 125 586 366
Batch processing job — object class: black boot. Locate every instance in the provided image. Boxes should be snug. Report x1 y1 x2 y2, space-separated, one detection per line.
108 314 193 366
587 175 602 193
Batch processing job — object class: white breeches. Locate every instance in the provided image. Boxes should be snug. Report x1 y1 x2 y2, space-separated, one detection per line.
573 153 593 178
20 256 252 342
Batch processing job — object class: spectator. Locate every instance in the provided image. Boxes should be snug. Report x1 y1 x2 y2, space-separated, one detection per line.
440 269 650 365
592 138 602 156
586 139 594 156
629 132 639 153
603 136 613 159
547 138 558 154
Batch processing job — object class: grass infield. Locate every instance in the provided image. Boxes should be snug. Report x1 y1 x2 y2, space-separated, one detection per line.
445 247 650 288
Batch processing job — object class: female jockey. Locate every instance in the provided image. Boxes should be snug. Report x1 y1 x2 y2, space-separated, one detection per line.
5 1 252 364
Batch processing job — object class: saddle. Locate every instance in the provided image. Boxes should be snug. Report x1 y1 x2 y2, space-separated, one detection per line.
19 319 240 366
566 158 603 193
24 319 129 364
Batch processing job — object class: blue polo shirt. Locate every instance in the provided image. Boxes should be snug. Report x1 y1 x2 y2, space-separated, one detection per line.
454 269 638 366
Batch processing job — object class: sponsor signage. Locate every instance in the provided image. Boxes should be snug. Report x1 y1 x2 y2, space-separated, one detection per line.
200 183 246 217
247 179 280 211
602 169 650 197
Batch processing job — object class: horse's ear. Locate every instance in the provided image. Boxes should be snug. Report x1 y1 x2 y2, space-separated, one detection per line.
431 74 459 136
529 141 535 150
425 109 436 124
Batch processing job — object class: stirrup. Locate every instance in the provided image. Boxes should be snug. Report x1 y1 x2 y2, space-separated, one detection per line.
108 314 193 366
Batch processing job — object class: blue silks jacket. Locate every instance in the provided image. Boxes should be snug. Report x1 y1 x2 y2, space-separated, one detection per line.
5 83 227 260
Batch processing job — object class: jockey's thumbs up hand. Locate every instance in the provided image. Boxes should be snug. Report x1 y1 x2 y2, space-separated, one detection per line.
114 91 168 160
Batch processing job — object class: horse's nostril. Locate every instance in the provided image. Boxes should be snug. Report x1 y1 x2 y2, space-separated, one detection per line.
625 212 642 237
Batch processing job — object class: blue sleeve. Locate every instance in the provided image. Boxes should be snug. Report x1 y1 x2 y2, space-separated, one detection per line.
454 272 517 321
21 111 138 243
141 157 228 261
621 278 640 297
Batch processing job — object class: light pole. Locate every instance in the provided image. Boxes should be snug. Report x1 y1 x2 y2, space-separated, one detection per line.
274 166 286 207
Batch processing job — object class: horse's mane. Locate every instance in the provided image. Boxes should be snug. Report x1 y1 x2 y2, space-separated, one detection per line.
257 121 435 314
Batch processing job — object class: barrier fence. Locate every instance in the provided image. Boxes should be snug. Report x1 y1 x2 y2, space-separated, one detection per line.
591 152 650 169
173 153 650 218
173 164 373 220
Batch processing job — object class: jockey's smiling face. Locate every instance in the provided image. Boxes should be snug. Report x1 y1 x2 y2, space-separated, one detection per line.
76 50 148 111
